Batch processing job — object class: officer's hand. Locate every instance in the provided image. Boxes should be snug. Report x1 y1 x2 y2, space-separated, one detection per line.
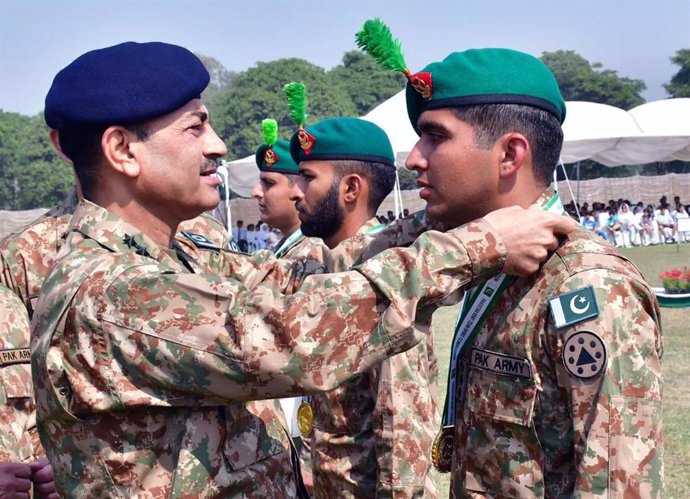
29 457 58 499
0 461 31 499
483 205 576 276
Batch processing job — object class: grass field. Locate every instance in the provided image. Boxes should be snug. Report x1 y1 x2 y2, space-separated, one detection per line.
429 242 690 498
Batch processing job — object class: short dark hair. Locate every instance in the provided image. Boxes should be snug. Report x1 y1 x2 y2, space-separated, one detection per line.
57 122 151 200
451 104 563 186
328 160 396 213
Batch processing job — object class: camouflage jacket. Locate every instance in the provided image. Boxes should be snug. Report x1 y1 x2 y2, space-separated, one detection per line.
0 284 38 462
0 190 228 318
311 218 438 499
32 200 506 498
449 195 663 498
274 229 327 479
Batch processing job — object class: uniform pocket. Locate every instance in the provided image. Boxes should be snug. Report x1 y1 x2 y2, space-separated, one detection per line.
0 362 33 400
462 364 540 497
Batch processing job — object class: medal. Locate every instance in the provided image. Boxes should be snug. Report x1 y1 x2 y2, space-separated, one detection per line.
296 400 314 436
431 426 454 473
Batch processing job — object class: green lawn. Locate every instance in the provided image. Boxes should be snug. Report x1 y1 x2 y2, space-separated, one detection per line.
429 242 690 498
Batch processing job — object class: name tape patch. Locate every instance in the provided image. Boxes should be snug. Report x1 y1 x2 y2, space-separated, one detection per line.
0 348 31 366
470 347 532 379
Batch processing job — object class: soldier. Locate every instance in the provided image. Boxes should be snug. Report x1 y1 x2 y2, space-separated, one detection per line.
0 284 57 498
287 116 438 498
252 119 327 492
359 20 663 497
32 41 574 497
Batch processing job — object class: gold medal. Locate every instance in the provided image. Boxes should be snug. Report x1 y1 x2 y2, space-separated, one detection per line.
296 401 314 436
431 426 454 473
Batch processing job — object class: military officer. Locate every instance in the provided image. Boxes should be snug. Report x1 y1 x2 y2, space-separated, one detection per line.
32 41 574 497
287 116 438 498
358 19 663 497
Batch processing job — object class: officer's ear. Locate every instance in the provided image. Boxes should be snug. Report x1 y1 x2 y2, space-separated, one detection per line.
102 126 141 179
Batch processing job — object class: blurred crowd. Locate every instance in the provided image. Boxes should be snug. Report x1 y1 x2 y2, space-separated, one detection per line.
565 195 690 248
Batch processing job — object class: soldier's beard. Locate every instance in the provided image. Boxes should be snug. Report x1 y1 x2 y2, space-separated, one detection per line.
300 181 343 240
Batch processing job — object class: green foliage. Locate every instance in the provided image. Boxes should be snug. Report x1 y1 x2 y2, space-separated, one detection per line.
197 53 236 118
355 18 408 73
328 51 406 116
213 58 357 160
541 50 646 109
664 49 690 97
0 111 72 210
396 166 418 190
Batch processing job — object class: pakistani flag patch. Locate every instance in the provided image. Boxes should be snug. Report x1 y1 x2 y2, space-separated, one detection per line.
181 232 221 251
549 285 599 328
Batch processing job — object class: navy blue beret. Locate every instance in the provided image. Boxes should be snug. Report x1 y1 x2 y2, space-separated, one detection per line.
45 41 209 128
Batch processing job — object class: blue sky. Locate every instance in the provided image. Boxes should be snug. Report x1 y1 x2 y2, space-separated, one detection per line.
1 0 689 116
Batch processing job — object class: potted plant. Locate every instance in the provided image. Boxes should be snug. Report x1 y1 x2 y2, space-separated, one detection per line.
655 267 690 308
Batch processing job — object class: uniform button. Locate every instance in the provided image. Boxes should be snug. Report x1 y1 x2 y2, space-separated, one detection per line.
58 387 70 396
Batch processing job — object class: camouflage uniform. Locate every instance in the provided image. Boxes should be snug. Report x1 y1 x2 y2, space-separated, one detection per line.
312 217 438 498
0 189 228 318
273 229 327 481
32 199 506 498
0 284 40 463
449 190 663 498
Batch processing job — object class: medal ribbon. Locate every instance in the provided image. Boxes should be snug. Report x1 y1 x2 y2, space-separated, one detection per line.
274 228 305 258
440 193 565 427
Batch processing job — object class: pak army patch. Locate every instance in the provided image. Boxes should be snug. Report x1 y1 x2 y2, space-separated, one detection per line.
548 285 599 328
562 331 607 379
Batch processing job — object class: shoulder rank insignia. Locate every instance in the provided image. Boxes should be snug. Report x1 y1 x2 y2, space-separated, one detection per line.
562 330 607 379
548 285 599 328
181 231 221 251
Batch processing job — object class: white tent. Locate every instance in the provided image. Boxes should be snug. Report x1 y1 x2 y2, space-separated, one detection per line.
220 94 690 199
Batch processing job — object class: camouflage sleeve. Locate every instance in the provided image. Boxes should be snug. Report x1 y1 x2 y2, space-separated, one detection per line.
88 219 505 407
0 287 38 462
0 244 26 308
372 323 438 498
545 268 663 498
356 220 506 336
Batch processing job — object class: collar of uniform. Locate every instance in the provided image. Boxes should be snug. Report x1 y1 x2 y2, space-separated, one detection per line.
534 186 557 209
358 217 386 236
71 200 166 262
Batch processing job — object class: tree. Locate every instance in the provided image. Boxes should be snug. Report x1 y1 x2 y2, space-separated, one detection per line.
541 50 646 109
0 111 72 210
328 51 406 116
213 58 357 160
196 53 237 117
664 49 690 97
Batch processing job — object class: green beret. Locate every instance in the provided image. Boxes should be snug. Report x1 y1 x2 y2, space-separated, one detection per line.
289 117 395 167
255 140 300 174
406 48 566 132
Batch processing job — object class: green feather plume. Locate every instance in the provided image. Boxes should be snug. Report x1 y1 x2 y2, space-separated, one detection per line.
355 18 408 73
283 82 308 128
261 119 278 146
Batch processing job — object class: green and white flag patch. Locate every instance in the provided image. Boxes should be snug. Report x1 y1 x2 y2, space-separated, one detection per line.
549 285 599 328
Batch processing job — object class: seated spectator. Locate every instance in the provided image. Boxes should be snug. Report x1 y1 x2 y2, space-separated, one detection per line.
639 208 659 246
581 211 597 231
605 208 623 247
656 206 677 243
674 203 690 243
617 203 639 247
